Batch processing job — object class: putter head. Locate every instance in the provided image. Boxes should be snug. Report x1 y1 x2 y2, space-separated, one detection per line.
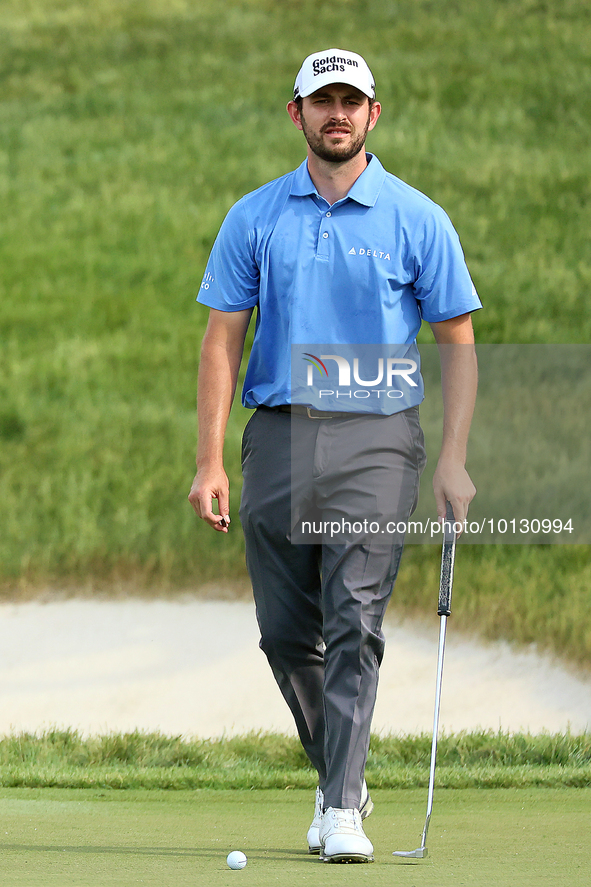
393 847 428 863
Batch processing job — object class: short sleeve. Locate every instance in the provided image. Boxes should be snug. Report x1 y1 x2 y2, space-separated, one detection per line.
197 200 260 311
413 207 482 322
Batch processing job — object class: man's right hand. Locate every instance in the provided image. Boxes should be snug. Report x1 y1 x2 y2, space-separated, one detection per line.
189 307 252 534
188 466 231 532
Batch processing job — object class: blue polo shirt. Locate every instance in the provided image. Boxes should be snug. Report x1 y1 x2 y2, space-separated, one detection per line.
197 154 481 413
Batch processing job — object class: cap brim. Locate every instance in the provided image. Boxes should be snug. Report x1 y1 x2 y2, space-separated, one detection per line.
296 72 374 100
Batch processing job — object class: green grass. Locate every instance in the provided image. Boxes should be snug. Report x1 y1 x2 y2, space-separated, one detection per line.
394 545 591 668
1 729 590 790
0 786 590 886
1 1 591 666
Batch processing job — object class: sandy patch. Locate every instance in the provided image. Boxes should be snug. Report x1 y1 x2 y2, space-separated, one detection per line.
0 598 589 737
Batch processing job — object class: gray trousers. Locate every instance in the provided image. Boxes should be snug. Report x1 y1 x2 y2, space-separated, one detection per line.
239 407 426 810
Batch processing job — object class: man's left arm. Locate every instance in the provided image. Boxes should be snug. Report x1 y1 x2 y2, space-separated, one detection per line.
429 313 478 525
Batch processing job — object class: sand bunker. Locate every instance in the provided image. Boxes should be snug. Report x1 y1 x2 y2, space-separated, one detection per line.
0 598 589 737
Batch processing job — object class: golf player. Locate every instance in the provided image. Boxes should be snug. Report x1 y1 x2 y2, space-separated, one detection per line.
189 49 481 863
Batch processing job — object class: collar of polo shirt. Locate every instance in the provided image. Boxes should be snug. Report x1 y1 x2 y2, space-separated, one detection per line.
290 154 385 207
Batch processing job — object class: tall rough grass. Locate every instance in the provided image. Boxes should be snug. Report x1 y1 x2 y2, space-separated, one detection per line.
1 729 590 789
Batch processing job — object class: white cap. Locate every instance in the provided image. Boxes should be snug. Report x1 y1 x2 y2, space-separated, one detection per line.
293 49 375 101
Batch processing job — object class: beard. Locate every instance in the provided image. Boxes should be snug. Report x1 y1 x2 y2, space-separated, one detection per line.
300 108 371 163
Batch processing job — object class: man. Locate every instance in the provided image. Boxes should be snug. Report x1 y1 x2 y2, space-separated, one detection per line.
189 48 480 863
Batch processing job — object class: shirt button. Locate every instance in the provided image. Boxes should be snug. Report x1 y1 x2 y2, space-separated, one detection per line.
322 232 329 239
326 211 332 217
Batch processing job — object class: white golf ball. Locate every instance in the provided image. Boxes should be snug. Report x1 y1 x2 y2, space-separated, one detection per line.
226 850 247 870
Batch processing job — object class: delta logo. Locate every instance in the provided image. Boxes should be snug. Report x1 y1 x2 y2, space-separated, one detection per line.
348 247 392 261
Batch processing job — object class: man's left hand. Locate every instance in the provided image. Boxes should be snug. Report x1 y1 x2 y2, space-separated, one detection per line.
432 457 476 529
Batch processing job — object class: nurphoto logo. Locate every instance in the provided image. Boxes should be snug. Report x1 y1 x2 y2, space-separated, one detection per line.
303 352 418 400
292 343 423 414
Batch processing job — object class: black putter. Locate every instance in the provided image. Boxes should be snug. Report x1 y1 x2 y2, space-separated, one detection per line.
393 501 457 861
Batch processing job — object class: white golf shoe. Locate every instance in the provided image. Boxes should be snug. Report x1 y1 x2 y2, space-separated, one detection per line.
307 782 374 854
318 806 374 863
306 786 325 854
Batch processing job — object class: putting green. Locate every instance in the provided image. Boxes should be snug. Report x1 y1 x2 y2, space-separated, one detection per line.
0 788 589 886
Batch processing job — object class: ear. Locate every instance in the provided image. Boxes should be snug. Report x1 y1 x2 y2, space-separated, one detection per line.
367 101 382 132
287 100 304 131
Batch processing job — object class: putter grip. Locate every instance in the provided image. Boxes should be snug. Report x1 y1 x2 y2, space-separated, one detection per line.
438 502 456 616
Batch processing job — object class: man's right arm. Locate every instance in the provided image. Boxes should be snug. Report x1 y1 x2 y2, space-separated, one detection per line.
188 307 253 532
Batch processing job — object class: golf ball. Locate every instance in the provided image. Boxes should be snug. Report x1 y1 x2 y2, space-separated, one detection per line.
227 850 247 870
